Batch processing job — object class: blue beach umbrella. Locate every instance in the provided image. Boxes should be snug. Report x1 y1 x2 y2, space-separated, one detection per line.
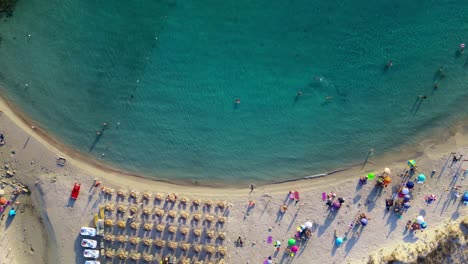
403 195 411 202
403 202 411 209
417 174 426 183
360 218 368 226
335 237 343 246
9 208 16 216
421 222 428 229
406 181 415 189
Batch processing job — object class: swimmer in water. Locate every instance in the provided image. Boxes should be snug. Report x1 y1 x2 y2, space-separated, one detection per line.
461 43 465 53
297 91 303 96
314 76 323 81
433 83 439 89
325 96 334 101
235 98 240 104
387 60 393 67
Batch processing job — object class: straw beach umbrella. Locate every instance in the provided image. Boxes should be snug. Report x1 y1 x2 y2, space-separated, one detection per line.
205 200 214 207
206 229 215 239
180 227 190 236
116 189 127 197
129 190 138 199
166 193 177 202
104 188 114 196
142 192 151 200
193 244 202 253
129 206 139 214
117 220 126 229
217 232 226 240
217 216 226 224
154 239 166 248
193 228 202 237
217 246 227 256
180 197 189 204
129 252 141 261
104 203 115 212
117 205 128 213
142 238 153 247
168 225 178 234
168 210 177 218
117 235 128 243
155 193 164 201
143 223 153 231
217 201 227 209
116 250 128 260
205 214 215 223
156 223 165 232
143 254 154 262
192 213 202 221
130 222 141 230
154 208 165 217
142 207 152 215
168 241 178 250
180 211 189 219
193 199 201 206
104 249 115 258
103 234 115 242
204 244 216 254
129 236 141 245
180 242 191 251
104 219 114 227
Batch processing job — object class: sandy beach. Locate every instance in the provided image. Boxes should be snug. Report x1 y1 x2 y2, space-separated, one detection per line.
0 95 467 264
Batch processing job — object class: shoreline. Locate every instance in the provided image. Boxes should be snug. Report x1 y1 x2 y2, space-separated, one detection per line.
0 92 465 190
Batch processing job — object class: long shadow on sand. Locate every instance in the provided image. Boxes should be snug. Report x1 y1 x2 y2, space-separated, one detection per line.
317 209 338 236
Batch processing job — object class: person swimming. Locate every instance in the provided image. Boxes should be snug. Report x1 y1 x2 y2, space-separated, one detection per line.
235 98 240 104
460 43 465 52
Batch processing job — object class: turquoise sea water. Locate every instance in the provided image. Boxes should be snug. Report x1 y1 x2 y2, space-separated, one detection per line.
1 0 468 184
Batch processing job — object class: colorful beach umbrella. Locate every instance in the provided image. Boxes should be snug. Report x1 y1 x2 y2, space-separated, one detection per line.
332 201 341 209
416 215 425 224
0 197 7 205
408 160 416 167
403 194 411 202
360 218 368 226
305 221 313 229
9 208 16 216
367 173 375 180
403 202 411 209
402 188 410 195
335 237 343 246
384 168 391 175
406 181 415 189
421 222 428 229
291 245 299 253
288 239 296 246
417 174 426 183
383 176 392 184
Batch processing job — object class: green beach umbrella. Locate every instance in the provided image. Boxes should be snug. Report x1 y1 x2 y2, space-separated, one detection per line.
407 160 416 167
288 238 296 246
367 173 375 180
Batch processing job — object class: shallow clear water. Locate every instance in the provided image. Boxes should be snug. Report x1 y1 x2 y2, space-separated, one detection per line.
1 0 468 184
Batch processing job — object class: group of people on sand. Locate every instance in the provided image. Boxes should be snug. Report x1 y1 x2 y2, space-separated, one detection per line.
325 192 345 210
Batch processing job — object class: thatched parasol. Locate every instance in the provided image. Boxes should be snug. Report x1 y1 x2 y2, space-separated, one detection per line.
103 234 115 242
129 206 139 214
217 232 226 240
192 244 202 253
129 252 141 260
167 210 177 218
154 208 165 217
105 249 115 258
116 189 127 197
204 214 215 222
117 220 126 229
104 188 114 196
104 219 114 227
130 222 141 230
180 259 191 264
217 246 227 256
167 225 177 234
117 205 127 213
142 207 152 215
180 211 189 219
204 244 216 254
156 224 165 232
143 254 154 262
192 199 201 206
180 227 190 236
167 241 178 250
206 229 215 239
154 239 166 248
129 190 138 199
117 235 128 243
129 236 140 245
205 200 213 207
192 213 201 221
104 203 115 211
166 193 177 202
179 242 190 251
180 197 189 204
193 228 202 237
155 193 164 201
142 238 153 247
116 249 128 260
142 192 151 200
143 223 153 231
217 201 226 209
217 217 226 224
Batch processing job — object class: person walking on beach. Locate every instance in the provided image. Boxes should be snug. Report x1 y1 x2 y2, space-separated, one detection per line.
250 184 256 193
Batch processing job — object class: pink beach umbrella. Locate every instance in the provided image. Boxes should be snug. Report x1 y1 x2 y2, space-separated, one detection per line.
291 245 299 253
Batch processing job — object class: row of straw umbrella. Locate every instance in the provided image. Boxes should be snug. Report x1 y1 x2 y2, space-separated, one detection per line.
103 244 227 259
102 190 228 209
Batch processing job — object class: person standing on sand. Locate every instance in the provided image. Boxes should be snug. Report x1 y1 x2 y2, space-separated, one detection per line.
250 184 256 193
